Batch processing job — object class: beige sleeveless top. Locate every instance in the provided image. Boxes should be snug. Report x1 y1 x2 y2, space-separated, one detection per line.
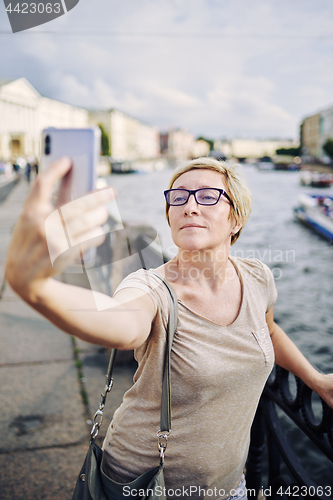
102 257 277 499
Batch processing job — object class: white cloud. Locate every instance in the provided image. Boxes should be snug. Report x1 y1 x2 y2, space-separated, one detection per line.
1 0 333 139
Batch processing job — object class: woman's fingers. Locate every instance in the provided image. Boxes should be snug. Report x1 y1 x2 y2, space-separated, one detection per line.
44 187 116 270
6 155 116 298
51 229 107 273
28 157 73 207
60 187 115 220
60 205 110 247
55 188 115 245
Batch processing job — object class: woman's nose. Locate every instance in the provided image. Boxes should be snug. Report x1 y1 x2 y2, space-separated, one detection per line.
184 193 200 214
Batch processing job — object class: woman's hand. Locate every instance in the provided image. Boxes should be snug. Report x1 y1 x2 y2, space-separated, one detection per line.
5 157 115 304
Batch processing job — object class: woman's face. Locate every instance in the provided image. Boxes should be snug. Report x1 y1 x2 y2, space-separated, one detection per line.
168 169 240 253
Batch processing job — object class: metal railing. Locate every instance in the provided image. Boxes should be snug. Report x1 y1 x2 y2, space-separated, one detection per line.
246 365 333 500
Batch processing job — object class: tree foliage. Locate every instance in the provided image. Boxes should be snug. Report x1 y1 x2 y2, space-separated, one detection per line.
275 147 301 156
98 123 111 156
323 138 333 159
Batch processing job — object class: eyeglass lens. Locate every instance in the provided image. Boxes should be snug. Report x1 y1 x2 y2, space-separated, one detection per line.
167 189 221 205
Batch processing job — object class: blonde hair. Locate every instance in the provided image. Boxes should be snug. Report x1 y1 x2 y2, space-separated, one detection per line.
166 157 252 245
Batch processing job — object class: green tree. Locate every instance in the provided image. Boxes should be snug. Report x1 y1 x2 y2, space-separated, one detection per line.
275 147 301 156
323 138 333 159
98 123 111 156
197 136 214 151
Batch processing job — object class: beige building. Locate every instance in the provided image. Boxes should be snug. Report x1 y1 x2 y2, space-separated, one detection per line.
214 138 298 159
160 128 196 160
0 78 160 162
300 113 321 157
89 109 160 160
319 107 333 156
0 78 89 160
300 105 333 158
192 139 210 158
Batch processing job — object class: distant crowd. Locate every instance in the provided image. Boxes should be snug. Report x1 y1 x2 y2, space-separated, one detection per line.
0 157 39 183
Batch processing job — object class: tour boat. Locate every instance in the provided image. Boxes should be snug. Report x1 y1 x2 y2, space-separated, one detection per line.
294 193 333 242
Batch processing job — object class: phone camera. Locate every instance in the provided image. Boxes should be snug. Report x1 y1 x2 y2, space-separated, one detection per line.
45 135 51 155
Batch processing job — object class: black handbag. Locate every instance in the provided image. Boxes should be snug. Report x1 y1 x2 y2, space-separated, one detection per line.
71 271 178 500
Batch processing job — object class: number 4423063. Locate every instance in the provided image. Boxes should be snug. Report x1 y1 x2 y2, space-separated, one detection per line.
277 486 332 497
5 3 61 14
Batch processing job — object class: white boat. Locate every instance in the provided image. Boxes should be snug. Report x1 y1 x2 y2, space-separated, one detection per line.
294 193 333 242
256 157 275 171
299 170 333 188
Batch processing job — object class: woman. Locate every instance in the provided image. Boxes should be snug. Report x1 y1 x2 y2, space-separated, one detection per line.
5 156 333 500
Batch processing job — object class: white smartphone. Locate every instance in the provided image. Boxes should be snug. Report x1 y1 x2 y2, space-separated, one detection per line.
40 127 101 204
41 127 102 269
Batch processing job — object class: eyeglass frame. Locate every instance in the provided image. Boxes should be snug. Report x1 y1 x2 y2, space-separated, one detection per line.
164 188 234 208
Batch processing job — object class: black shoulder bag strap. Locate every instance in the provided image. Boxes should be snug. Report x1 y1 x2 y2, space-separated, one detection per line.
90 269 178 462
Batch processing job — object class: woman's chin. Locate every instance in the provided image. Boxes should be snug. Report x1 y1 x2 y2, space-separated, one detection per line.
174 238 208 252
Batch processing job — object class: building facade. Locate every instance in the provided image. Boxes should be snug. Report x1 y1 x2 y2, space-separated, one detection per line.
192 139 210 158
89 109 160 160
318 107 333 156
300 113 321 157
0 78 161 162
214 138 298 159
301 105 333 158
160 128 198 160
0 78 88 160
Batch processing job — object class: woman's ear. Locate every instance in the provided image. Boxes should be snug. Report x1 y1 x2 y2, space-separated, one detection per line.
231 222 243 236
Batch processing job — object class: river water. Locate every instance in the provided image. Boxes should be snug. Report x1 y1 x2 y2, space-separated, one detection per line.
105 164 333 488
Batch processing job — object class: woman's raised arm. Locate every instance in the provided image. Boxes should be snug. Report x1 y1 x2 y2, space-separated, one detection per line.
266 307 333 410
5 157 155 350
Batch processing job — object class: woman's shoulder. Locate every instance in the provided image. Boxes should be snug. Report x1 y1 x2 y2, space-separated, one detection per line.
114 268 168 297
114 268 170 317
232 257 277 310
231 256 274 283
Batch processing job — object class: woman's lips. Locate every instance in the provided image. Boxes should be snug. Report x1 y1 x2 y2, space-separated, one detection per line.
180 224 205 229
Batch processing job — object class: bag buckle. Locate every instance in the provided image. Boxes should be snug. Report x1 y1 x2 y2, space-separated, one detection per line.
157 430 171 465
90 408 104 440
90 379 114 441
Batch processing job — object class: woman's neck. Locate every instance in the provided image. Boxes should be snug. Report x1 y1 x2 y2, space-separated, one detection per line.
166 244 233 287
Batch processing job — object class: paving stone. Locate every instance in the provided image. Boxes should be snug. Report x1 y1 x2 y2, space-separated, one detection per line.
75 337 98 352
0 300 73 364
0 179 19 205
0 362 88 452
0 444 88 500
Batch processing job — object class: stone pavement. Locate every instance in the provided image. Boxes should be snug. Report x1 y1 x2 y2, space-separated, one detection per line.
0 179 136 500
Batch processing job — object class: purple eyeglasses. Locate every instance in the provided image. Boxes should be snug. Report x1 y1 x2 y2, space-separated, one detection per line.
164 188 233 208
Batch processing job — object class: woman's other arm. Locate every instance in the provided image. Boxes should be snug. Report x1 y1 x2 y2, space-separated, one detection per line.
5 157 155 350
266 308 333 410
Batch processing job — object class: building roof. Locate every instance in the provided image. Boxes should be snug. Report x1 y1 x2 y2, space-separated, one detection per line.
89 107 157 129
0 78 16 87
0 77 91 110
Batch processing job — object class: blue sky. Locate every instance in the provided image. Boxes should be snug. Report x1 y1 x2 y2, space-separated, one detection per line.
1 0 333 140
